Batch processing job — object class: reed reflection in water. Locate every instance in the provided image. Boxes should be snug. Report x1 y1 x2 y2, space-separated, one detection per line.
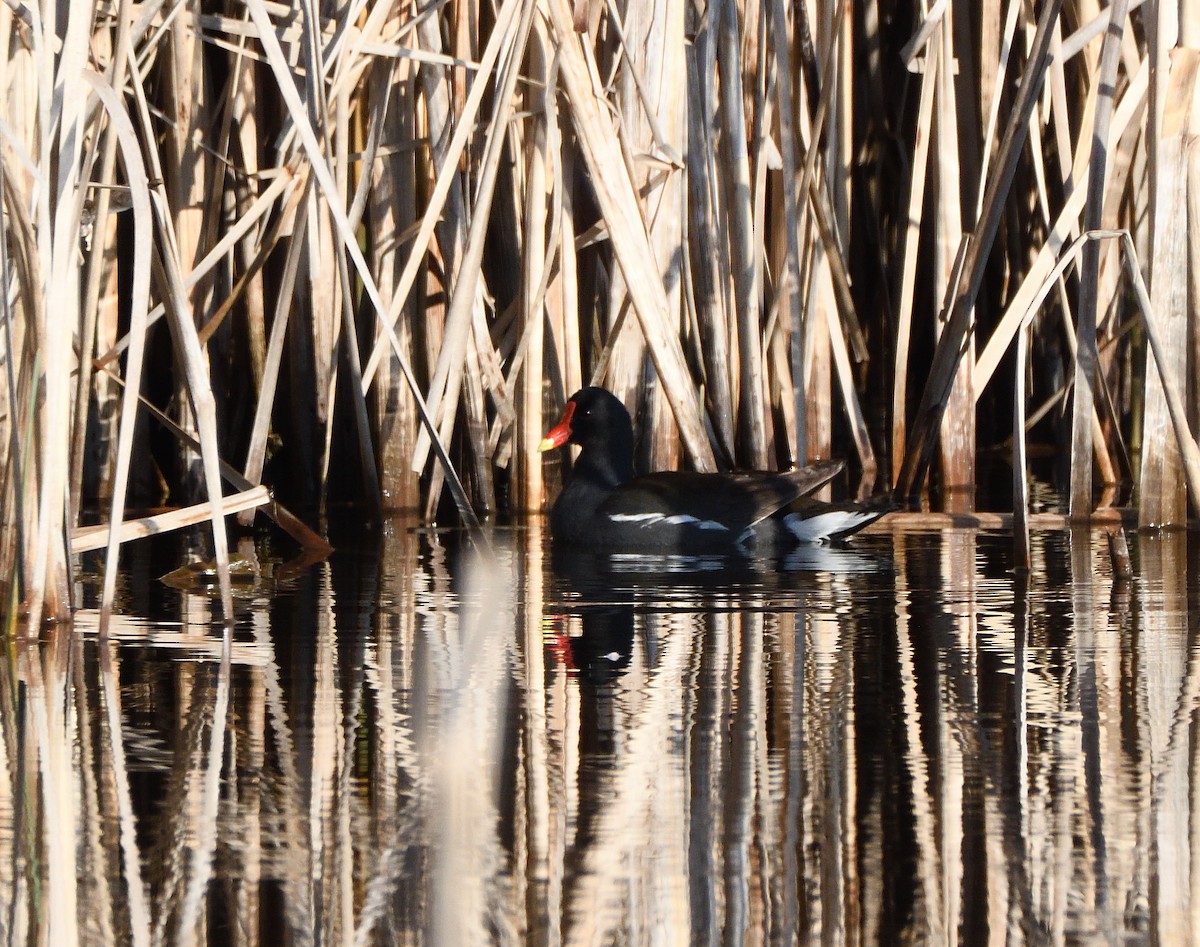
1 524 1197 944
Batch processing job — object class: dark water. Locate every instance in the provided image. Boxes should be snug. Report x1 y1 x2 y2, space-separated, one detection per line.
3 521 1198 945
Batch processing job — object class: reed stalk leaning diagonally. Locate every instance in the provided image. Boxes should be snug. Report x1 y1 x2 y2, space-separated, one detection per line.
2 2 1200 627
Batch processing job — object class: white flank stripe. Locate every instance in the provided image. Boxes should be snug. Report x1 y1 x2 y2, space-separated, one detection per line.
609 512 728 531
609 512 665 524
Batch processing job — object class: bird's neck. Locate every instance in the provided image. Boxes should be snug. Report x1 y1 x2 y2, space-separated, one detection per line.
574 440 633 488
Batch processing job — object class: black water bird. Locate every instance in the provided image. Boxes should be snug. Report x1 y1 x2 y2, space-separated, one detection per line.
539 387 888 553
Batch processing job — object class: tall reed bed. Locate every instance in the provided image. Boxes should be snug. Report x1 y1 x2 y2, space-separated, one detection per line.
1 2 1198 627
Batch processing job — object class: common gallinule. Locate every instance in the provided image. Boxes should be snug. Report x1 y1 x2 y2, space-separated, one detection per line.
539 387 883 552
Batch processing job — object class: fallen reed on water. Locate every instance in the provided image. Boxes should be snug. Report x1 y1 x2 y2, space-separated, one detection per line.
1 1 1198 628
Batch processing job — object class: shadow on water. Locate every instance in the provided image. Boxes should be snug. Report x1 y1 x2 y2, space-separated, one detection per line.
2 521 1198 943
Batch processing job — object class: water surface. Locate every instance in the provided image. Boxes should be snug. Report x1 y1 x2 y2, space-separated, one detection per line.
2 521 1197 945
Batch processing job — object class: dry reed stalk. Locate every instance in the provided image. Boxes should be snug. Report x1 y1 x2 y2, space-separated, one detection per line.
245 0 478 525
720 0 767 467
974 57 1148 392
229 21 268 392
892 36 939 488
368 38 421 510
1139 41 1195 526
997 222 1200 523
358 0 522 394
461 341 496 512
241 175 309 503
22 0 94 629
85 73 156 626
301 15 345 510
161 5 212 496
92 169 297 369
70 0 134 521
684 7 734 461
768 0 807 461
196 191 300 350
407 0 529 483
975 0 1021 206
804 251 834 466
977 0 1004 137
803 180 866 353
420 0 535 515
533 87 573 464
0 156 28 618
327 21 386 517
1071 0 1129 519
933 17 973 499
896 0 1065 497
767 321 800 462
1019 74 1124 492
1191 99 1200 438
148 207 237 621
72 486 269 554
85 209 123 504
334 244 386 519
1187 0 1200 46
558 147 583 398
1117 230 1200 518
1061 0 1146 60
784 4 873 475
630 0 688 473
517 22 551 511
798 8 838 469
1045 22 1074 201
547 0 715 471
119 46 238 620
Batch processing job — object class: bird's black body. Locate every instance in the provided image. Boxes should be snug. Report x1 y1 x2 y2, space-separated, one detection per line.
540 387 883 554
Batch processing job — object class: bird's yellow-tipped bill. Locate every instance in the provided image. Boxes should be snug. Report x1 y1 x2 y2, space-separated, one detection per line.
539 400 575 452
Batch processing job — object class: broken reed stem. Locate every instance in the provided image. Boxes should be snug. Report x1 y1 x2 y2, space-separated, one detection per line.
92 357 330 551
73 487 270 554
